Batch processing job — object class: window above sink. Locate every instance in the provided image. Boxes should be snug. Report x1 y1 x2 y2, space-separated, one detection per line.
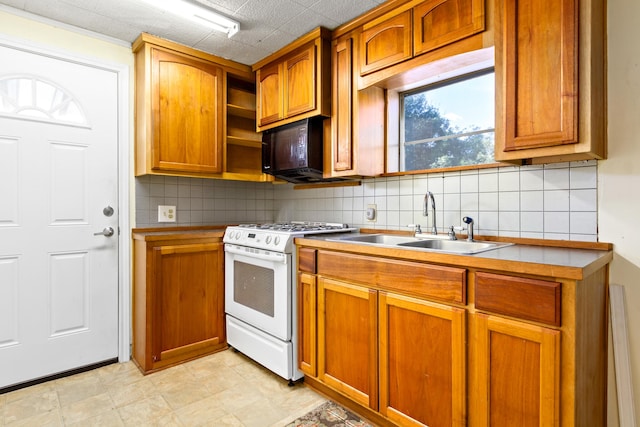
400 69 495 171
384 46 501 176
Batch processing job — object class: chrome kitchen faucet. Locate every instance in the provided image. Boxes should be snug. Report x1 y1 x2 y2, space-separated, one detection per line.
424 191 437 235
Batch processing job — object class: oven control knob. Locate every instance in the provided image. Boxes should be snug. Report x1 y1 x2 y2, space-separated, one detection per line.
274 236 281 246
235 232 241 240
227 230 235 239
265 235 272 244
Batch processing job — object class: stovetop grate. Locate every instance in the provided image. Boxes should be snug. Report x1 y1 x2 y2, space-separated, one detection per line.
237 221 351 233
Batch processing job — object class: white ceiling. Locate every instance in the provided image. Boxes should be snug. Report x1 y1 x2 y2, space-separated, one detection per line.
0 0 386 65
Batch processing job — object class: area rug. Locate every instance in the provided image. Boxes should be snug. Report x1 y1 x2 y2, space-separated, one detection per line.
285 400 375 427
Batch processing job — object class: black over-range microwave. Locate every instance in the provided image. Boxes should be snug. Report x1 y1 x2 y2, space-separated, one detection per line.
261 117 326 184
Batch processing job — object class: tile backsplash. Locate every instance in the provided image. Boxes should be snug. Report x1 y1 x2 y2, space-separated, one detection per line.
135 176 275 227
135 161 598 242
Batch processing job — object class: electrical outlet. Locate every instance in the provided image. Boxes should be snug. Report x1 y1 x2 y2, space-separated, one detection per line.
158 205 176 223
366 204 377 222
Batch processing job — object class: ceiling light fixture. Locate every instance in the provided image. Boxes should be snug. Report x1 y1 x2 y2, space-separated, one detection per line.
139 0 240 38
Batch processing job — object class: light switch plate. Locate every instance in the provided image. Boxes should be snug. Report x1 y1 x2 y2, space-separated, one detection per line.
158 205 176 223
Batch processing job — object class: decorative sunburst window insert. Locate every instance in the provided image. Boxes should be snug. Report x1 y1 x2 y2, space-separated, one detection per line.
0 76 88 127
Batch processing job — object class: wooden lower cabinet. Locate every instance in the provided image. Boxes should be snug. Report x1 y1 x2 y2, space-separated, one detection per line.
310 276 466 426
297 246 608 426
471 314 561 427
318 277 378 410
379 292 466 427
133 233 227 374
297 272 317 376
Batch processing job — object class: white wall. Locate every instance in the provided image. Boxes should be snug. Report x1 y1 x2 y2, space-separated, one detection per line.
601 0 640 424
0 8 132 70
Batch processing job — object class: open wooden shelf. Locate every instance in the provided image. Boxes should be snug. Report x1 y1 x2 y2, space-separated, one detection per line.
227 104 256 119
225 76 269 181
226 136 262 148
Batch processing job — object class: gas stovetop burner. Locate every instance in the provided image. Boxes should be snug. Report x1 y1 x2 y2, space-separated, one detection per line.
225 221 356 252
225 221 356 253
237 221 352 233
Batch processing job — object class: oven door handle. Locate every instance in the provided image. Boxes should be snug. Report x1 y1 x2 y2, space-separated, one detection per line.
224 244 288 264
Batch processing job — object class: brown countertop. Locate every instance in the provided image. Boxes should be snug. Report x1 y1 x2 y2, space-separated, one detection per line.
132 226 226 241
295 232 613 281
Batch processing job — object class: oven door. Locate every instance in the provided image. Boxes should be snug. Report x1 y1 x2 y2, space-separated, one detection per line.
224 243 291 341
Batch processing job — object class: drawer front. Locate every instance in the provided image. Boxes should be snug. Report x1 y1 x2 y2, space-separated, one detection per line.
317 251 466 304
298 248 317 273
475 272 561 326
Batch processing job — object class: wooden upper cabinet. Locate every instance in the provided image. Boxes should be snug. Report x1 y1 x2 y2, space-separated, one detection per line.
331 35 354 173
148 48 223 174
253 27 331 132
225 77 272 181
256 61 283 126
134 33 266 181
360 9 412 76
329 32 385 179
358 0 485 78
495 0 606 163
257 47 314 128
413 0 485 56
498 0 576 152
284 44 316 118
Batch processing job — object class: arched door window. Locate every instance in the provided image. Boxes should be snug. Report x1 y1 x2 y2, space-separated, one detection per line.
0 76 88 126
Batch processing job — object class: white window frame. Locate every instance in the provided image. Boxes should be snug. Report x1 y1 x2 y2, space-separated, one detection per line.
398 68 495 172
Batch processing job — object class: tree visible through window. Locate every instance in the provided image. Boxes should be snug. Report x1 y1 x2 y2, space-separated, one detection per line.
401 70 495 171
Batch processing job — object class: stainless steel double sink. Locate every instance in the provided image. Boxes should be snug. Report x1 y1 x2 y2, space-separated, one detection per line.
326 233 513 255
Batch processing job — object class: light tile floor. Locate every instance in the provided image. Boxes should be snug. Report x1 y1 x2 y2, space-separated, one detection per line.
0 350 328 426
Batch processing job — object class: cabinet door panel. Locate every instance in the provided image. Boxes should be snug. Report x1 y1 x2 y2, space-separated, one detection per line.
497 0 577 152
318 278 378 409
329 34 385 178
284 45 316 118
297 273 317 376
151 243 224 362
414 0 485 56
472 314 560 427
379 292 465 427
257 62 283 126
152 49 223 173
360 10 412 75
332 36 354 172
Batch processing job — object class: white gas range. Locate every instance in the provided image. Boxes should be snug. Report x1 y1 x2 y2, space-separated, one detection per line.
224 221 355 252
223 222 356 383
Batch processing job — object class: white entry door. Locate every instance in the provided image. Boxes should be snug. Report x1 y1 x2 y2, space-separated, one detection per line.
0 43 119 389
